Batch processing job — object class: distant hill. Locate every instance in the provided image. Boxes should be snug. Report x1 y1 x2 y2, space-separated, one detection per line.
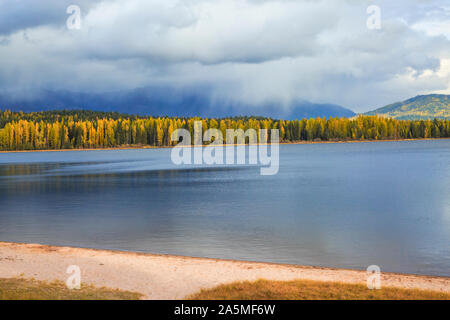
364 94 450 120
0 87 355 120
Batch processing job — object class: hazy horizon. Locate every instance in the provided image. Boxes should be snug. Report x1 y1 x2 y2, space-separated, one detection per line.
0 0 449 113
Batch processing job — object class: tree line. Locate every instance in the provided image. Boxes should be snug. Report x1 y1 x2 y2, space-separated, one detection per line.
0 110 449 151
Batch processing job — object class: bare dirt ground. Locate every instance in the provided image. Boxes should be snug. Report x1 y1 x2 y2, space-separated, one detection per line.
0 242 449 299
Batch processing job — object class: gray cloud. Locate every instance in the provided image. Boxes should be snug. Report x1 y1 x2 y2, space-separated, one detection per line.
0 0 101 35
0 0 449 112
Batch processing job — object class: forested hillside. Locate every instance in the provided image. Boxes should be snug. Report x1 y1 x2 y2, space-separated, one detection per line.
0 110 449 151
365 94 450 120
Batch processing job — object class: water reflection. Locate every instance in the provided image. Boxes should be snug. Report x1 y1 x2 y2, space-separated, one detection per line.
1 140 449 276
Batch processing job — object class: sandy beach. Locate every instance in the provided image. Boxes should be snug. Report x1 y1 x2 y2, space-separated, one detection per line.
0 242 449 299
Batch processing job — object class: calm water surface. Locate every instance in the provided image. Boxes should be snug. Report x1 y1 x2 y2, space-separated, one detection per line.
1 140 449 276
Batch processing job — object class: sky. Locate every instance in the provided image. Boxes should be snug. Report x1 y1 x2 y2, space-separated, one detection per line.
0 0 449 112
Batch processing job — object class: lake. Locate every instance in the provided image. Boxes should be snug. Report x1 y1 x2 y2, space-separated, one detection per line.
1 140 449 277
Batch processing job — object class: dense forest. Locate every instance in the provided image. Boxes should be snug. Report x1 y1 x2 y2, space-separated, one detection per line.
0 110 449 151
365 94 450 120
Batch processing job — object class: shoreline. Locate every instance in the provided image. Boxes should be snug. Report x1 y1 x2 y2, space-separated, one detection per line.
1 137 449 154
1 242 449 299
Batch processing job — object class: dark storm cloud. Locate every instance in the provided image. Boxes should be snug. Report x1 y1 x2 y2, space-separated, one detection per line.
0 0 448 112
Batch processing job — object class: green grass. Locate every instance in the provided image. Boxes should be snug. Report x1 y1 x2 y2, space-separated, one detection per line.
0 278 143 300
188 279 450 300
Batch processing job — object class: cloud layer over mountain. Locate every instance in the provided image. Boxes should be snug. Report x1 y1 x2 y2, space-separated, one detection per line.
0 0 449 112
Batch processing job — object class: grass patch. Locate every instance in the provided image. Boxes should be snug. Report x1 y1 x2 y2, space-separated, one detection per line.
0 278 143 300
188 279 450 300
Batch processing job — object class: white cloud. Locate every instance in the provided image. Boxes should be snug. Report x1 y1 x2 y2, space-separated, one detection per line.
0 0 449 112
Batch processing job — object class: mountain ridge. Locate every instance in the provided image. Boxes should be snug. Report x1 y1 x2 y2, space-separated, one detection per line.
364 94 450 120
0 87 355 120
